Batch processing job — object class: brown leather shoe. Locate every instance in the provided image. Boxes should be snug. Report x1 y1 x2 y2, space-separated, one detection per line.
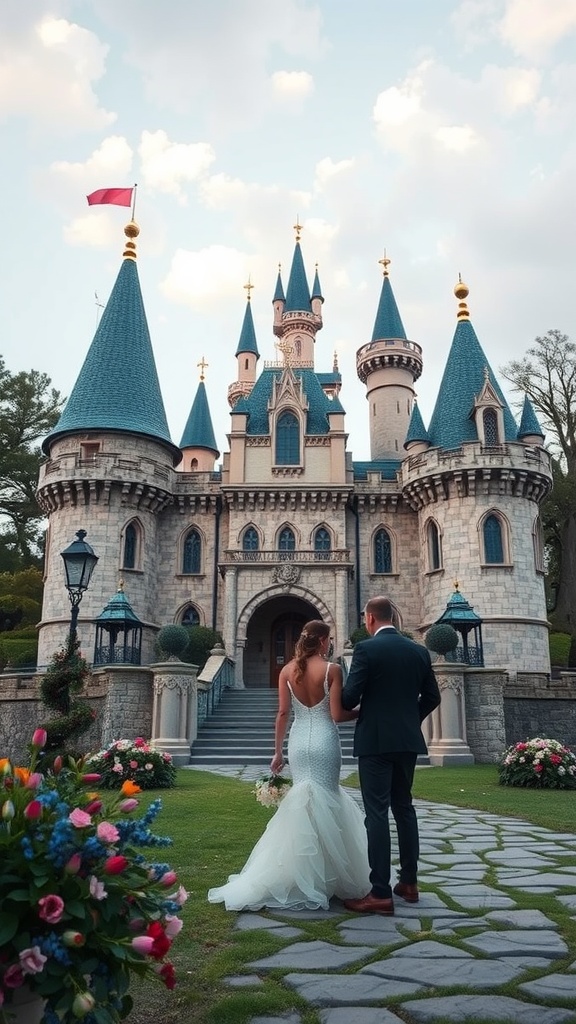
343 893 394 915
393 882 419 903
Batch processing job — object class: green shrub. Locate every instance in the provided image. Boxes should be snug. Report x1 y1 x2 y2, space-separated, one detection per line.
568 636 576 669
349 625 369 646
87 737 177 789
181 626 223 672
425 623 459 655
549 631 571 667
156 624 190 659
498 738 576 789
0 637 38 668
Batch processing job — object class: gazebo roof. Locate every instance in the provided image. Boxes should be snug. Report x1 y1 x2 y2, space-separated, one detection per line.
95 584 142 628
436 583 482 627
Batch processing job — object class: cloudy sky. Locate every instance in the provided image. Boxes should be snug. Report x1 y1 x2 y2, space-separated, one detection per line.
1 0 575 461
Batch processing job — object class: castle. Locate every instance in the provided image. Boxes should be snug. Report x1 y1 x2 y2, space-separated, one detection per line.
36 220 553 686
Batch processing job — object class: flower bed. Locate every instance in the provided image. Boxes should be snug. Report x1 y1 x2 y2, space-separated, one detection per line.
498 737 576 789
0 730 186 1023
87 738 177 790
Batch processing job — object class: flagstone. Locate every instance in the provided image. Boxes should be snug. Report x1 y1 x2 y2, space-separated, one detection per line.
463 928 568 958
249 940 376 971
361 955 521 988
318 1010 404 1024
519 974 576 1000
283 972 425 1005
399 994 576 1023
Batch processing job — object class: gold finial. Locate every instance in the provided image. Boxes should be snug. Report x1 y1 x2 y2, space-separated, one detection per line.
118 578 125 592
294 217 303 241
244 275 254 301
278 262 282 273
333 349 339 372
123 220 139 260
378 249 391 277
197 356 208 381
277 338 294 366
453 578 460 591
454 273 470 321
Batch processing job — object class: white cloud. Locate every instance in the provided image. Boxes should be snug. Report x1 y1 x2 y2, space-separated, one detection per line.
0 15 115 130
63 211 121 248
498 0 576 60
139 131 216 202
50 136 133 187
314 157 356 190
271 70 314 102
435 124 481 151
161 245 256 309
373 69 425 129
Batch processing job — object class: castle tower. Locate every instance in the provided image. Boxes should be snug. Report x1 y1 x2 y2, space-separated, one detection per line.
272 221 323 366
36 221 180 665
400 278 552 673
179 358 220 472
227 278 260 408
356 254 423 459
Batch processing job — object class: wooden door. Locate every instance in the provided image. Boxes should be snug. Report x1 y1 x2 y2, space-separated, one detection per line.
270 614 307 687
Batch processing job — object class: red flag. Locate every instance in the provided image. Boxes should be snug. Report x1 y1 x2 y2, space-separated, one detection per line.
86 187 134 207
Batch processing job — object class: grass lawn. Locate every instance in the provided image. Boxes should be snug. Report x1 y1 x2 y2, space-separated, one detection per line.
126 765 576 1024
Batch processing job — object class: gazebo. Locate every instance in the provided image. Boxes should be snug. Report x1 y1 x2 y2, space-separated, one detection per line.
93 581 143 666
436 581 484 667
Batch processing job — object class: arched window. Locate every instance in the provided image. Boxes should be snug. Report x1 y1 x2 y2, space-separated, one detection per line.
276 411 300 465
181 606 200 627
123 522 138 569
533 516 544 573
374 528 392 574
243 527 259 555
278 527 295 560
483 514 504 564
182 529 201 574
483 408 499 445
314 527 331 560
426 520 442 571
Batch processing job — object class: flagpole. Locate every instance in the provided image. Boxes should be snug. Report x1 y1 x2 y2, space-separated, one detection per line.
131 184 138 221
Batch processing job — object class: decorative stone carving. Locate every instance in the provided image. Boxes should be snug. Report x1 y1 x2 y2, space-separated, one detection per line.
272 563 301 587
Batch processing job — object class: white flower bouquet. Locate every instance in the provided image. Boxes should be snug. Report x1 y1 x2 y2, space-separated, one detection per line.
253 774 292 808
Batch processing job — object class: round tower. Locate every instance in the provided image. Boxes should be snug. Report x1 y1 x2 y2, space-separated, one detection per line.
356 255 423 460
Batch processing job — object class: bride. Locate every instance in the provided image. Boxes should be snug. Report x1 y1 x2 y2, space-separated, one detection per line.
207 620 370 911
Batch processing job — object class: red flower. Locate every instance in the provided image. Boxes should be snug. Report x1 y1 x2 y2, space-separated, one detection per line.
550 754 562 765
146 921 171 960
159 962 176 990
104 855 129 874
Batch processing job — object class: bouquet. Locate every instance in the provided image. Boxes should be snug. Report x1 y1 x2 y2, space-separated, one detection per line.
498 737 576 789
253 774 292 808
0 729 187 1023
87 738 177 790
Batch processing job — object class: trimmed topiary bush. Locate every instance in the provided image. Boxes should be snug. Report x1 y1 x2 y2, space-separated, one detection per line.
425 623 459 656
181 626 223 672
156 624 190 659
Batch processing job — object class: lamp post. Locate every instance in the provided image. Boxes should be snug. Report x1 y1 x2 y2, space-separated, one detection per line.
61 529 99 638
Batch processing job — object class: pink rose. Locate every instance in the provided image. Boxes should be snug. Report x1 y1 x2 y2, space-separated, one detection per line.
164 915 183 939
38 894 65 924
534 764 544 773
112 764 124 774
168 885 189 907
89 875 108 901
69 808 92 828
97 821 120 844
129 760 139 769
19 946 47 975
3 964 25 987
134 737 146 747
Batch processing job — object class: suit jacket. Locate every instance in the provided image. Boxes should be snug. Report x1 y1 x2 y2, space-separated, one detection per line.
341 628 441 757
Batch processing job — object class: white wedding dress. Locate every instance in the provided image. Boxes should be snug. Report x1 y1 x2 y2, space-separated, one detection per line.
207 668 370 911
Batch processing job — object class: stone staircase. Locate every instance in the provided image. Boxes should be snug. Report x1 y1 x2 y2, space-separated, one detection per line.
189 687 358 767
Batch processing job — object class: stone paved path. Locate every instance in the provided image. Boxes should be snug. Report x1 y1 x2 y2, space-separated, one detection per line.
192 766 576 1024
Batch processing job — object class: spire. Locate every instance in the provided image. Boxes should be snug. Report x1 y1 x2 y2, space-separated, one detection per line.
43 222 179 463
427 279 518 450
273 263 285 303
235 289 260 358
311 263 324 303
285 237 312 312
518 395 545 440
371 256 407 341
179 378 219 454
404 401 430 447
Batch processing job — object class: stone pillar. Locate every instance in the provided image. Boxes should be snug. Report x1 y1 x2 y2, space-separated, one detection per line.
99 667 153 749
465 668 506 763
150 660 198 765
427 663 474 766
233 637 246 689
223 567 238 655
335 568 349 654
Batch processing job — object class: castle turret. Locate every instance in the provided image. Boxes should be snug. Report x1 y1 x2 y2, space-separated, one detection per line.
179 359 220 472
517 395 545 446
228 279 260 408
272 221 323 366
356 255 423 459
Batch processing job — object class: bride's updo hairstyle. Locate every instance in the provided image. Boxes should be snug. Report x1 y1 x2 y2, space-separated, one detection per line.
293 620 330 684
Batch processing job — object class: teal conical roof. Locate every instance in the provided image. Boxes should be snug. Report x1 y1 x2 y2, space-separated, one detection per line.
235 301 259 357
427 319 517 450
96 586 142 625
371 275 406 341
43 258 179 462
518 395 544 439
179 380 219 453
273 269 285 303
311 266 324 302
405 403 430 447
285 242 311 312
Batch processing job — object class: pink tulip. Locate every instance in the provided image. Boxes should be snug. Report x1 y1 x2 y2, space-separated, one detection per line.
104 855 129 874
72 992 96 1017
38 894 65 924
69 808 92 828
65 853 82 875
128 916 146 932
131 935 155 956
159 870 177 887
84 799 103 814
119 798 139 813
81 773 102 784
24 799 43 820
52 755 63 774
32 728 47 749
25 772 43 789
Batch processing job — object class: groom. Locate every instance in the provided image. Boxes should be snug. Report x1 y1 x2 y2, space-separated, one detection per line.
341 596 441 915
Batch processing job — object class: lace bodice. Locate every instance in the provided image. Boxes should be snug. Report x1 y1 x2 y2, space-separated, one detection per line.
287 664 341 792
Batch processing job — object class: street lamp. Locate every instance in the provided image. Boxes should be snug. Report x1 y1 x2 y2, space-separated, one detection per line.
61 529 99 636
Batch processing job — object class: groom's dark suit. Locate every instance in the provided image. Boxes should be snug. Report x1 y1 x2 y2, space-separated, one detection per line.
342 627 440 900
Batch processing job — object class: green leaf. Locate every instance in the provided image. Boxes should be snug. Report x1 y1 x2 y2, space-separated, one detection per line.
0 912 19 944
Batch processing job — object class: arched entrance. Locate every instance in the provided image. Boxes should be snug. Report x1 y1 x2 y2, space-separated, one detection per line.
242 593 324 688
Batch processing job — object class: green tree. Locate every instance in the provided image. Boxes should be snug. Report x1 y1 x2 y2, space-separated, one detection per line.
0 356 63 569
501 330 576 633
